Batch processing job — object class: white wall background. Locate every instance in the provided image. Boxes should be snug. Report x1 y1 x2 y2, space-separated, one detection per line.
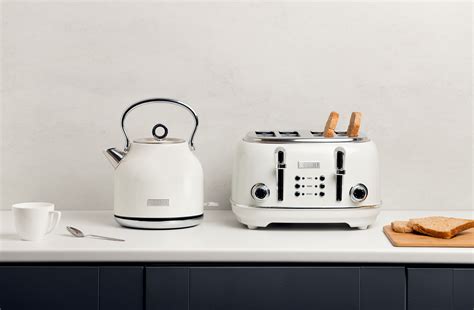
1 1 472 211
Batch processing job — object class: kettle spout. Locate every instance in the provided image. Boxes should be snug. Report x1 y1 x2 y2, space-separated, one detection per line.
104 148 126 169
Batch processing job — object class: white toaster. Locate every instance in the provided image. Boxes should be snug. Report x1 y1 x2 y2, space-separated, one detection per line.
231 130 381 229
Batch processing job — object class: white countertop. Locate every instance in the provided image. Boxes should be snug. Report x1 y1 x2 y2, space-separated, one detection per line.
0 210 473 264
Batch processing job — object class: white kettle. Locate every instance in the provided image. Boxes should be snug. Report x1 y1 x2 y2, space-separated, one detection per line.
104 98 203 229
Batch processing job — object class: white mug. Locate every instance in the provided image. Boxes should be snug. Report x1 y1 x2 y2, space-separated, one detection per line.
12 202 61 241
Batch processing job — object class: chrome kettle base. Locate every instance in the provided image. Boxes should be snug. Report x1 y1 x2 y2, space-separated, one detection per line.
114 214 203 230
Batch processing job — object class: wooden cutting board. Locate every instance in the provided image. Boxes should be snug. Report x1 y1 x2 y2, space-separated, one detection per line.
383 225 474 248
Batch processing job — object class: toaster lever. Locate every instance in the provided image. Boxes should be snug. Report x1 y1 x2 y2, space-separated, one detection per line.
276 149 286 201
335 150 345 201
277 150 286 168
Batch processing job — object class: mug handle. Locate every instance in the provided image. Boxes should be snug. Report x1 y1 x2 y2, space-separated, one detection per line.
46 211 61 234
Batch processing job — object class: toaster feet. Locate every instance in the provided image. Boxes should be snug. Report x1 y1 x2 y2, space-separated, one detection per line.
247 225 259 230
357 225 369 230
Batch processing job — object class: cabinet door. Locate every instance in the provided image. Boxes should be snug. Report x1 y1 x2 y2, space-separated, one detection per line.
100 266 144 310
360 267 406 310
189 267 359 310
146 267 189 310
453 269 474 310
0 266 98 310
407 268 452 310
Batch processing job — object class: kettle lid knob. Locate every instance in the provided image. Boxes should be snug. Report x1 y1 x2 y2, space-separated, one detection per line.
152 123 169 140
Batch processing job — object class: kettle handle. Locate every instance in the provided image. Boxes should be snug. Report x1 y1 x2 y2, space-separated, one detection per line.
121 98 199 151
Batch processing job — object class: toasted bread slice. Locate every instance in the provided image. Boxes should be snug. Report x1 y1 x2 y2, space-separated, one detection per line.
408 216 474 239
391 221 413 233
347 112 362 137
323 112 339 138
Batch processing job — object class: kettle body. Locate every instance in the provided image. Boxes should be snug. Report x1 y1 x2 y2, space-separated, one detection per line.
105 98 204 229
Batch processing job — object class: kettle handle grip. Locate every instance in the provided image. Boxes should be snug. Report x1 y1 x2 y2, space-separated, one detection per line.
121 98 199 151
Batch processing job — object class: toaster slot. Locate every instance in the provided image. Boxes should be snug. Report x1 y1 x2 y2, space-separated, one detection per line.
275 148 286 201
279 131 299 137
310 131 324 137
255 131 276 137
335 149 345 202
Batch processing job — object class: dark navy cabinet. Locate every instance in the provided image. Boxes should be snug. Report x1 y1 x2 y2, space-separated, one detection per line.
189 267 360 310
100 266 144 310
145 266 406 310
0 265 472 310
0 266 144 310
0 267 99 310
146 267 189 310
453 269 474 310
360 267 406 310
408 268 474 310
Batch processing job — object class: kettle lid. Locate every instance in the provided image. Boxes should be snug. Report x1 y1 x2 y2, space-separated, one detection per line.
133 123 185 145
133 137 185 144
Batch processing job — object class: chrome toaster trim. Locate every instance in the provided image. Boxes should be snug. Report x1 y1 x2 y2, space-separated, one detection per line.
244 130 370 143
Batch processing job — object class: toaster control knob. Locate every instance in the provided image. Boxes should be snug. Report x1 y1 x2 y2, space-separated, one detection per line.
251 183 270 201
350 184 368 202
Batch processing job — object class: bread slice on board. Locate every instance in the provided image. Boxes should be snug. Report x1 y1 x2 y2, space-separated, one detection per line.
347 112 362 137
408 216 474 239
391 221 413 233
323 112 339 138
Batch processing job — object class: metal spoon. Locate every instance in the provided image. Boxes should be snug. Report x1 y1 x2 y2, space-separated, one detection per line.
66 226 125 242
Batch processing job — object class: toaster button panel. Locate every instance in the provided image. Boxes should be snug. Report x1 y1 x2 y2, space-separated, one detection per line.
293 175 326 198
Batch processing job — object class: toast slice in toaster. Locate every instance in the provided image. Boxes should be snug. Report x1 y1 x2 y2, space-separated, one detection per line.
408 216 474 239
391 221 413 233
347 112 362 137
323 112 339 137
